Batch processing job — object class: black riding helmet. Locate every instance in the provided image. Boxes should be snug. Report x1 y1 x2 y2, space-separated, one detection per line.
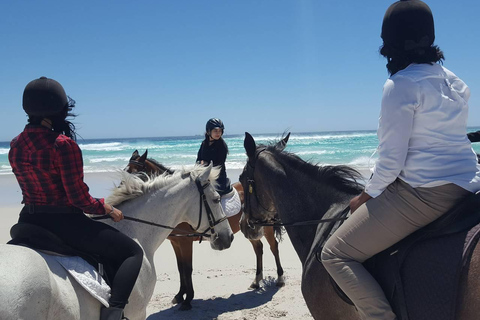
23 77 68 117
206 118 225 133
381 0 435 51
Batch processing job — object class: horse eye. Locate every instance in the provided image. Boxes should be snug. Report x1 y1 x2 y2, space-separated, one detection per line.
213 198 221 204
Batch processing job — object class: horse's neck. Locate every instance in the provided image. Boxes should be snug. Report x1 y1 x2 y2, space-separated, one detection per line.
146 160 166 175
114 187 191 257
265 166 350 265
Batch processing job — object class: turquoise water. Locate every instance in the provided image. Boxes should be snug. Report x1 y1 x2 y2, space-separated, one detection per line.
2 128 480 175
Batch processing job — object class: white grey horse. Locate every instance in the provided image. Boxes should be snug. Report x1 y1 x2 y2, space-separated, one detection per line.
0 163 233 320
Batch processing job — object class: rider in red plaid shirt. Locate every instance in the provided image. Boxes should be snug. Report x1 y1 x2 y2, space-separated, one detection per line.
9 77 143 320
9 125 105 213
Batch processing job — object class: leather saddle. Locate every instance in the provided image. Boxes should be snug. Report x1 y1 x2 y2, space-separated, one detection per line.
7 222 113 285
325 192 480 320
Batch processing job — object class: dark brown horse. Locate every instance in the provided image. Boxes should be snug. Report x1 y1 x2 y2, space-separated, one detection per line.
126 150 285 311
239 132 480 320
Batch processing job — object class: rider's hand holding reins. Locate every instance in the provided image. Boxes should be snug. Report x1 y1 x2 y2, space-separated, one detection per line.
105 203 124 222
349 191 372 213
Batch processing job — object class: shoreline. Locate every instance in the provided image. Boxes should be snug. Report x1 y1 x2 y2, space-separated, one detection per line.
0 167 367 243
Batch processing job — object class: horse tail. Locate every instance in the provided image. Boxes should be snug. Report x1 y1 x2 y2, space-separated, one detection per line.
274 225 285 242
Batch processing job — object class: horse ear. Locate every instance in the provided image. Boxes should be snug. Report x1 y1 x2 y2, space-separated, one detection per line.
199 162 213 183
277 132 290 151
139 150 148 163
132 150 139 158
244 132 256 161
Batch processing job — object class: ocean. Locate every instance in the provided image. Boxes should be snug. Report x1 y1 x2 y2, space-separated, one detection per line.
2 128 480 176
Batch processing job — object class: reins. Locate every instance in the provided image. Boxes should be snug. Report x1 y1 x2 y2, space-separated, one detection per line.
250 206 350 227
92 214 206 234
93 176 228 239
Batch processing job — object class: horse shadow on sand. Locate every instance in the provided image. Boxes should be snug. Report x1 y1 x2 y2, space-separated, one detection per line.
147 277 281 320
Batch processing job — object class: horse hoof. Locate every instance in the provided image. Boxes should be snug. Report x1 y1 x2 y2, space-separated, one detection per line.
179 302 192 311
172 296 184 304
276 275 286 287
249 283 260 290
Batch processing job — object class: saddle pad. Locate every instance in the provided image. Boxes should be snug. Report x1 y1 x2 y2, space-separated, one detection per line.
51 254 111 307
221 188 241 217
391 230 467 320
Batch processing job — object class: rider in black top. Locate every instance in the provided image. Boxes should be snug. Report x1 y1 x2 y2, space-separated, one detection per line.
468 130 480 143
467 130 480 163
196 118 233 196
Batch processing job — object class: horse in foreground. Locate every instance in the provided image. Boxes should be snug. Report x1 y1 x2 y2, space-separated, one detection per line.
0 164 233 320
126 150 285 310
239 132 480 320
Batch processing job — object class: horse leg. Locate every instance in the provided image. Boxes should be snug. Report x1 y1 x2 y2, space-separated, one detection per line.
227 211 242 235
264 226 285 287
178 239 194 311
169 239 187 305
249 239 264 289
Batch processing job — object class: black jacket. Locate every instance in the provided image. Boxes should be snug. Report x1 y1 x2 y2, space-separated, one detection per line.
467 131 480 164
196 139 232 195
467 131 480 143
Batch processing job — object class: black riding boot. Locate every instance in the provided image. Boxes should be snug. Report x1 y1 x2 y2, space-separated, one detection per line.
100 307 127 320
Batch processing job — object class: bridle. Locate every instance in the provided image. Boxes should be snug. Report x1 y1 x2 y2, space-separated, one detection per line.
127 159 146 171
94 177 228 239
244 147 350 228
243 148 280 229
192 177 229 237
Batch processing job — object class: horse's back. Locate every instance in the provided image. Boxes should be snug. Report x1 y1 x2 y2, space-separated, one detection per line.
0 244 99 320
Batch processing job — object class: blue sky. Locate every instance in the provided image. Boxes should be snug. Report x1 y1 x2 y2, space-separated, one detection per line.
1 0 479 141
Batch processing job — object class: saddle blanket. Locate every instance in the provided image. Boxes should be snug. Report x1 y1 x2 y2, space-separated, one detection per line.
45 253 111 307
221 188 241 217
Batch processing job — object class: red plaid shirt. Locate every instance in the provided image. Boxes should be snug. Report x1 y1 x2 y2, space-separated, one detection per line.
9 125 105 215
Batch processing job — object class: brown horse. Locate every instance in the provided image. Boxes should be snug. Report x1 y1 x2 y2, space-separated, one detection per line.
239 132 480 320
126 150 285 311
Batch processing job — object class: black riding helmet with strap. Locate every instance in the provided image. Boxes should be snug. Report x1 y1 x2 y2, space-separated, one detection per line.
23 77 68 117
206 118 225 134
381 0 435 52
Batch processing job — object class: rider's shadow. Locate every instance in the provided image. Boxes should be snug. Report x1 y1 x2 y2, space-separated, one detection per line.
146 277 281 320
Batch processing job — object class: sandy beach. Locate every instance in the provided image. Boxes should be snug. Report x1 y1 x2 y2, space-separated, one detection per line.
0 169 315 320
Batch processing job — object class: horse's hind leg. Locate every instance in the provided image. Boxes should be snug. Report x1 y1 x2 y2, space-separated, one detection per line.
249 239 264 289
171 238 194 311
264 226 285 287
170 239 187 305
170 238 195 310
179 240 194 311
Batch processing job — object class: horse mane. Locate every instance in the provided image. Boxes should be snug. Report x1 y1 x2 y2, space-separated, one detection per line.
107 164 221 206
263 142 364 196
147 157 175 174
